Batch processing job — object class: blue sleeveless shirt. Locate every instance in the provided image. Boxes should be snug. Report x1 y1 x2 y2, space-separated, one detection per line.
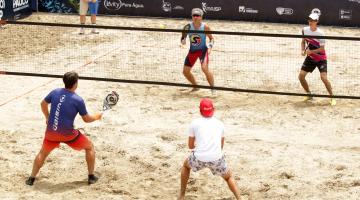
189 22 207 52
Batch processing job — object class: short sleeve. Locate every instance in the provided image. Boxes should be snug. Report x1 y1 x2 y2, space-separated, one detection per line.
188 122 195 137
77 98 88 116
44 90 54 103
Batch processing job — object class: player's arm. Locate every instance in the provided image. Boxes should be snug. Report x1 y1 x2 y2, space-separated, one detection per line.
181 23 190 45
40 100 50 121
188 136 195 149
81 113 102 123
301 28 306 56
221 137 225 149
78 99 102 123
205 24 214 48
308 45 325 54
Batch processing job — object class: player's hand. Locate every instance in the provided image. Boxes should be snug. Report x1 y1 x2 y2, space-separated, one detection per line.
207 48 212 55
94 112 103 120
181 39 186 45
306 49 312 56
301 51 306 56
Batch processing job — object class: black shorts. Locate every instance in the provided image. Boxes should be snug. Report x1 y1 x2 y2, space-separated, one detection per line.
301 57 327 73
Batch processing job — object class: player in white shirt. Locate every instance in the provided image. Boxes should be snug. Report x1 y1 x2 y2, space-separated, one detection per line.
299 13 336 106
178 98 241 200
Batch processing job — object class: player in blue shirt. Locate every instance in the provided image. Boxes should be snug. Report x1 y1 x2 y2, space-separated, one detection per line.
26 71 103 186
181 8 215 92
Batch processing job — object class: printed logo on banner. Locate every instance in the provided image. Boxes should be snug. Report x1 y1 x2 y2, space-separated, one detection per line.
161 1 184 12
162 0 171 12
173 5 184 10
202 2 221 13
276 7 293 15
0 0 5 9
13 0 29 12
339 9 352 20
239 6 258 14
311 8 321 16
104 0 144 11
0 0 4 19
348 0 360 4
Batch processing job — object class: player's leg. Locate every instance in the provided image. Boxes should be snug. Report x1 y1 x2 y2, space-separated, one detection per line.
200 50 214 87
179 159 191 200
79 0 88 34
183 52 199 90
318 61 336 105
26 139 57 185
298 70 310 93
299 58 316 101
320 72 333 94
320 72 336 105
66 131 98 184
222 170 242 200
90 1 99 34
210 156 241 199
318 61 333 96
183 66 197 87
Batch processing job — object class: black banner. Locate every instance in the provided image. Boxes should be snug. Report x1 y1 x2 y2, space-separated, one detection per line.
1 0 32 20
38 0 360 27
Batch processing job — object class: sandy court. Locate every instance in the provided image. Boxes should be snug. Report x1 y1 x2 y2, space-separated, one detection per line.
0 13 360 199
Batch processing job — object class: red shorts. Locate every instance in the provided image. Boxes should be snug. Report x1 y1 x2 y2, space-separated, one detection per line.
184 49 209 67
42 129 92 152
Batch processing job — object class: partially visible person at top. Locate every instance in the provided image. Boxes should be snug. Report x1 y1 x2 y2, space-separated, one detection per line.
178 98 242 200
79 0 99 34
299 13 336 106
25 71 103 186
181 8 215 94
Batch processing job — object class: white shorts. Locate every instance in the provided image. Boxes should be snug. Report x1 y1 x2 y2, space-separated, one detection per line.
188 153 228 176
79 0 89 16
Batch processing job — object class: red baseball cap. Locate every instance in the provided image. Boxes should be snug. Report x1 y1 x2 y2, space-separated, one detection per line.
200 98 214 117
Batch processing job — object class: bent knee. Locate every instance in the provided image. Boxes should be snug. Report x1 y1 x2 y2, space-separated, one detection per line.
320 76 328 82
183 159 191 169
222 169 232 180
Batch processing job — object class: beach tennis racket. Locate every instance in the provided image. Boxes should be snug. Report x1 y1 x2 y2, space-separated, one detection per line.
103 91 119 112
302 29 309 56
180 23 190 48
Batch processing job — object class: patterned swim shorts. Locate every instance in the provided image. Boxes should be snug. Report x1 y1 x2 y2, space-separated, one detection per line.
188 153 228 176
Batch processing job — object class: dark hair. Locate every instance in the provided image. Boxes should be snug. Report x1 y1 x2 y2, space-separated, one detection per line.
63 71 79 89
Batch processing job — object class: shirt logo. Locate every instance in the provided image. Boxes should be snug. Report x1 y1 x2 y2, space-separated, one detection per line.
60 95 66 102
190 34 202 46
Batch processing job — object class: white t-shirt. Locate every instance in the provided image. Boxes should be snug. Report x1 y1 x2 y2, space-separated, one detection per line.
302 26 325 46
188 117 224 162
302 26 327 61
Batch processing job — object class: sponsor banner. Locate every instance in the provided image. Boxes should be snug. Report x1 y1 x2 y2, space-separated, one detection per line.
0 0 5 19
12 0 31 19
1 0 31 20
37 0 360 27
339 9 352 20
38 0 78 13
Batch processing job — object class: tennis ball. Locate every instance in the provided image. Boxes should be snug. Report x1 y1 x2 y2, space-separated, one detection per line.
159 24 166 29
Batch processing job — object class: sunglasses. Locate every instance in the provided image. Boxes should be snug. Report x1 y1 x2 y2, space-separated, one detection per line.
192 14 201 17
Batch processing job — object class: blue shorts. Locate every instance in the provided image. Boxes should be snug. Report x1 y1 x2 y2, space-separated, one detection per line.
88 1 99 15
